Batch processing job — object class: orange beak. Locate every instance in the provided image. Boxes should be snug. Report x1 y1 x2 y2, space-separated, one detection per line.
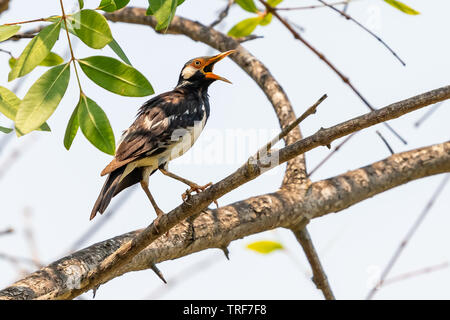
203 50 236 83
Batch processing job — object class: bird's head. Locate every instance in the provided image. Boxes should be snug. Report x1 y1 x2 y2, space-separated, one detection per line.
177 50 235 88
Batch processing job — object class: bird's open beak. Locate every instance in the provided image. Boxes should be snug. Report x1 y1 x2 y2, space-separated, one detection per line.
203 50 235 84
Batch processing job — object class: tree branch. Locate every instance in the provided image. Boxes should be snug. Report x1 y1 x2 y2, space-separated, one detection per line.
315 0 406 66
209 0 234 28
0 86 448 300
292 227 335 300
0 0 9 15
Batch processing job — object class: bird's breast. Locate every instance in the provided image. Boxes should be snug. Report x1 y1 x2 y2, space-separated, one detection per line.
167 101 207 161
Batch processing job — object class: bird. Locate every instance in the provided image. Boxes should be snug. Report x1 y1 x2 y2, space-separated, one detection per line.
90 50 235 227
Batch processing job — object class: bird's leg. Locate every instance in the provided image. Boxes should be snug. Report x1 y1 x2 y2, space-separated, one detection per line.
159 168 218 207
140 180 165 232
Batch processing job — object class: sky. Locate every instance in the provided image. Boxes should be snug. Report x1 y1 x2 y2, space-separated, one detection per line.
0 0 449 300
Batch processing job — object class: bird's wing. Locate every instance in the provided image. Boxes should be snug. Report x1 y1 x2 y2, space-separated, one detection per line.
101 89 198 176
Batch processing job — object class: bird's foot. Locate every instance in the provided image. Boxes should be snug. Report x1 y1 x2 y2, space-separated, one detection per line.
181 182 218 207
152 210 165 234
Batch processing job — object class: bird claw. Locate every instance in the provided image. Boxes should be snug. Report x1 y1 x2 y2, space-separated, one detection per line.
181 182 212 201
181 182 219 209
152 215 161 233
152 211 164 234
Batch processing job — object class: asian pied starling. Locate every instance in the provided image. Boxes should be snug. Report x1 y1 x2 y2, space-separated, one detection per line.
90 50 235 225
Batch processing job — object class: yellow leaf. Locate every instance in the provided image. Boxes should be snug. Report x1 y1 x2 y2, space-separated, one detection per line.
247 240 283 254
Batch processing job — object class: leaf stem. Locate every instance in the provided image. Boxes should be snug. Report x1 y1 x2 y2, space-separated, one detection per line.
59 0 83 94
4 18 48 26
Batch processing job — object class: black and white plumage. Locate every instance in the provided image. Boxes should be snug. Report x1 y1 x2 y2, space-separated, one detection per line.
90 50 235 221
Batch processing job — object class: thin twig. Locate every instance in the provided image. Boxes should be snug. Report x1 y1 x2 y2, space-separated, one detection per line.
236 34 263 43
285 17 305 33
276 1 353 11
292 227 335 300
4 17 48 25
375 130 394 155
0 228 14 236
316 0 406 66
59 0 83 93
255 94 327 160
382 262 449 287
0 48 13 57
209 0 234 27
259 0 407 145
308 133 355 177
366 173 450 299
414 102 444 128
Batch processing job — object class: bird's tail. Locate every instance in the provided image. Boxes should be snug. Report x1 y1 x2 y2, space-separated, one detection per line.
90 167 125 220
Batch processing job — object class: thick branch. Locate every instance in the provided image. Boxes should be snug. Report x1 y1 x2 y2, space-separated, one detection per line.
0 0 9 15
104 7 308 187
0 86 449 300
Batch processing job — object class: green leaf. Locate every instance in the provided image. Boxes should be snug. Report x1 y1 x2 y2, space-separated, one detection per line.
267 0 283 7
383 0 420 15
8 57 16 69
64 105 80 150
77 94 115 155
0 85 21 120
0 25 21 42
98 0 130 12
0 86 51 135
99 0 116 11
78 0 84 9
0 86 51 133
247 241 284 254
15 122 51 137
39 52 64 66
259 13 272 26
228 17 263 37
235 0 258 13
146 0 178 30
0 126 13 134
15 63 70 134
108 38 132 65
9 52 64 70
39 122 51 132
113 0 130 10
8 21 61 81
67 10 113 49
177 0 185 5
78 56 154 97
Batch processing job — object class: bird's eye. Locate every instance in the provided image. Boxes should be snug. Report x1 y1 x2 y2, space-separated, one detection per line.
194 60 201 67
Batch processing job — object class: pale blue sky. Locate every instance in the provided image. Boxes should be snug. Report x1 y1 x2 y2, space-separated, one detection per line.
0 0 449 299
